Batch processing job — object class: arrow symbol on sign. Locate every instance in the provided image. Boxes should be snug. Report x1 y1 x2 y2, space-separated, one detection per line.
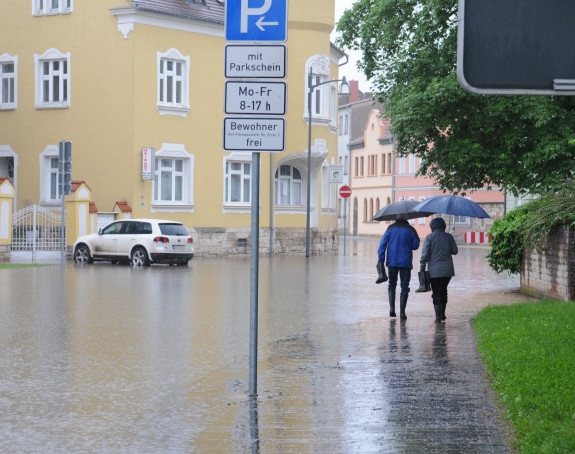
256 16 278 31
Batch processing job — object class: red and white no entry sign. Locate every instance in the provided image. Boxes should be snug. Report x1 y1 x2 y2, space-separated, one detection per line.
339 185 352 198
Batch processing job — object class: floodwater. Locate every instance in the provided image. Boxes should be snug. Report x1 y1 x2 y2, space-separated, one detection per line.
1 240 520 453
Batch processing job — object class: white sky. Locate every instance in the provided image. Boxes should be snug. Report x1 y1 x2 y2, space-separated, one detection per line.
331 0 372 92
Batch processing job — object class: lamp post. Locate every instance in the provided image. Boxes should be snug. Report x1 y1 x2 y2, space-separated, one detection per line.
306 67 349 257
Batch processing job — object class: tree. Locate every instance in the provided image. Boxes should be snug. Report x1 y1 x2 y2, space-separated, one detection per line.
336 0 575 196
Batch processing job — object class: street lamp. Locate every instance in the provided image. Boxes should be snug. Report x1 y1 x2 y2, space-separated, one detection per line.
306 67 350 257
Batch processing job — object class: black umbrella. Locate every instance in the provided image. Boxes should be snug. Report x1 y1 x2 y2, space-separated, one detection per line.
372 200 434 221
411 195 491 219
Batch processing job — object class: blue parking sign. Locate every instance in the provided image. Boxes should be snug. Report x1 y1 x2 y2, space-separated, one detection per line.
226 0 288 42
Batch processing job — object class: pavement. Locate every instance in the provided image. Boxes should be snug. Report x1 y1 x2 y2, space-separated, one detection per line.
219 288 533 453
1 243 539 453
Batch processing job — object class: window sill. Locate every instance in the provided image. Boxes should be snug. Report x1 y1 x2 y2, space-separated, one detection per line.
274 205 307 214
223 203 257 214
0 105 16 111
35 103 70 110
151 202 194 213
157 104 191 118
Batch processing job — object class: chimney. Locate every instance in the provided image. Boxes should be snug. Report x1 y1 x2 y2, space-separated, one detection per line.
349 80 360 103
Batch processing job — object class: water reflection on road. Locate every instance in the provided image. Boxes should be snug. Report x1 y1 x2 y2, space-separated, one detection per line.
0 240 518 452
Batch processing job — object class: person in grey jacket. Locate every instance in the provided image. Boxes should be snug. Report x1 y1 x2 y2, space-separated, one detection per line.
420 217 458 323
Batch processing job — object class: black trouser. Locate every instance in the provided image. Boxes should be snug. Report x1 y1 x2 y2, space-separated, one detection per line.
430 276 451 305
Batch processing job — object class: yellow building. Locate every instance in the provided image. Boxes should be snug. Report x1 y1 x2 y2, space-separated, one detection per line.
0 0 344 256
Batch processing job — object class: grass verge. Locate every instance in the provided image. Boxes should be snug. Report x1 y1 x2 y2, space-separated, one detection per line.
473 301 575 453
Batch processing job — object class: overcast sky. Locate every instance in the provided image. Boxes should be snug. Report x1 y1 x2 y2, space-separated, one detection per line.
331 0 372 92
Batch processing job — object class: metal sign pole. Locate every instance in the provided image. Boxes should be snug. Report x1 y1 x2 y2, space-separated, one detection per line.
249 151 260 396
344 197 347 255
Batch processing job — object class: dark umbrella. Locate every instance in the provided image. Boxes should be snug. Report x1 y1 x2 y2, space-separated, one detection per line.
372 200 435 221
411 195 491 219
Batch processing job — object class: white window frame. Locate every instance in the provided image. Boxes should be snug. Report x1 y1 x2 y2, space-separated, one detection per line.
32 0 73 16
399 156 406 175
223 152 252 213
34 48 70 109
305 55 330 124
39 145 61 206
408 154 416 174
157 49 190 117
151 143 194 213
275 164 303 207
0 54 17 110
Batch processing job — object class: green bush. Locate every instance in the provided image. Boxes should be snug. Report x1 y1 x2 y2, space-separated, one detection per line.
487 181 575 275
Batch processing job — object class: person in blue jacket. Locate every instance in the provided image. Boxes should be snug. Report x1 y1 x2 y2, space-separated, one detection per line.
378 218 420 319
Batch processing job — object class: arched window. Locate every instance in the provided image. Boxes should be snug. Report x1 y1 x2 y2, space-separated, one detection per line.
376 198 380 213
305 54 330 121
275 165 302 205
363 199 368 222
370 198 374 220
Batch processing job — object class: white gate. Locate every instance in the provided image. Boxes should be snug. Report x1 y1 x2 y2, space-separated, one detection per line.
11 205 64 259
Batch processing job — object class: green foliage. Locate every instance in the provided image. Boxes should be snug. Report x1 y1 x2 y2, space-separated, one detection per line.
487 181 575 274
336 0 575 196
474 301 575 453
487 205 530 275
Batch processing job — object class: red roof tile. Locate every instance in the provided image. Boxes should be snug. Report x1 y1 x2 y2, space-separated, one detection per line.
114 201 132 213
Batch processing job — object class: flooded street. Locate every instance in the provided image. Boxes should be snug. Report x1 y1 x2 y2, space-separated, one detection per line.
1 240 522 453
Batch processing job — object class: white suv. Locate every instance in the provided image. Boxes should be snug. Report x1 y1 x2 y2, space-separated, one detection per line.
73 219 194 266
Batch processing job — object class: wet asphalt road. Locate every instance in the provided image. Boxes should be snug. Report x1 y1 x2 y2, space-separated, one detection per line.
1 239 524 453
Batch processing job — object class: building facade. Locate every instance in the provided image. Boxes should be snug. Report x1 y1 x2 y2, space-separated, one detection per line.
0 0 345 257
340 81 505 241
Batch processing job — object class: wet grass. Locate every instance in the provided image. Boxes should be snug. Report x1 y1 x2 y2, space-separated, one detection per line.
473 300 575 454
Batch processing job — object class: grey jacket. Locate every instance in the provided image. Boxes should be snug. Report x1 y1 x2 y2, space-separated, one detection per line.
420 230 458 278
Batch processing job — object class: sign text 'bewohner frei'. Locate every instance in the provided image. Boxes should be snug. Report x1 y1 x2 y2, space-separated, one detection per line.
223 117 285 152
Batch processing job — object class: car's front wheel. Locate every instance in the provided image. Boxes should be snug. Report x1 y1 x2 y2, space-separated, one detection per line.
74 244 94 264
131 247 150 266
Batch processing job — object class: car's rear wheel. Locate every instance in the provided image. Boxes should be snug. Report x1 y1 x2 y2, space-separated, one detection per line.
74 244 94 264
131 247 150 266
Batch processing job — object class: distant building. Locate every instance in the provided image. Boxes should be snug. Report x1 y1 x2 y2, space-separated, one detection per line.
339 80 505 241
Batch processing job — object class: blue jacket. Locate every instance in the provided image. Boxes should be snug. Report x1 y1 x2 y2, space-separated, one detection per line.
378 220 420 269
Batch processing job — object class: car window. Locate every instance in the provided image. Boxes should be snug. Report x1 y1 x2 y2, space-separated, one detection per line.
159 223 189 236
140 222 153 234
102 222 123 235
123 222 141 234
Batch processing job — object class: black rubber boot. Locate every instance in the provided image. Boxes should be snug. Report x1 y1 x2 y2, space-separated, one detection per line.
388 288 396 317
434 304 442 323
376 262 388 284
415 271 431 292
441 304 447 321
399 293 408 320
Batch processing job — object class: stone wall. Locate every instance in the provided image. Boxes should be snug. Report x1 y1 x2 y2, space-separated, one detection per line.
0 244 9 262
521 221 575 301
190 227 339 257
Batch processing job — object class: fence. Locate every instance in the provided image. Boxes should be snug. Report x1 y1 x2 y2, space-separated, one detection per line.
11 205 64 260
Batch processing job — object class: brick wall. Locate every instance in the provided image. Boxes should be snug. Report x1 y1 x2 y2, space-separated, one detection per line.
190 227 339 257
521 221 575 301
